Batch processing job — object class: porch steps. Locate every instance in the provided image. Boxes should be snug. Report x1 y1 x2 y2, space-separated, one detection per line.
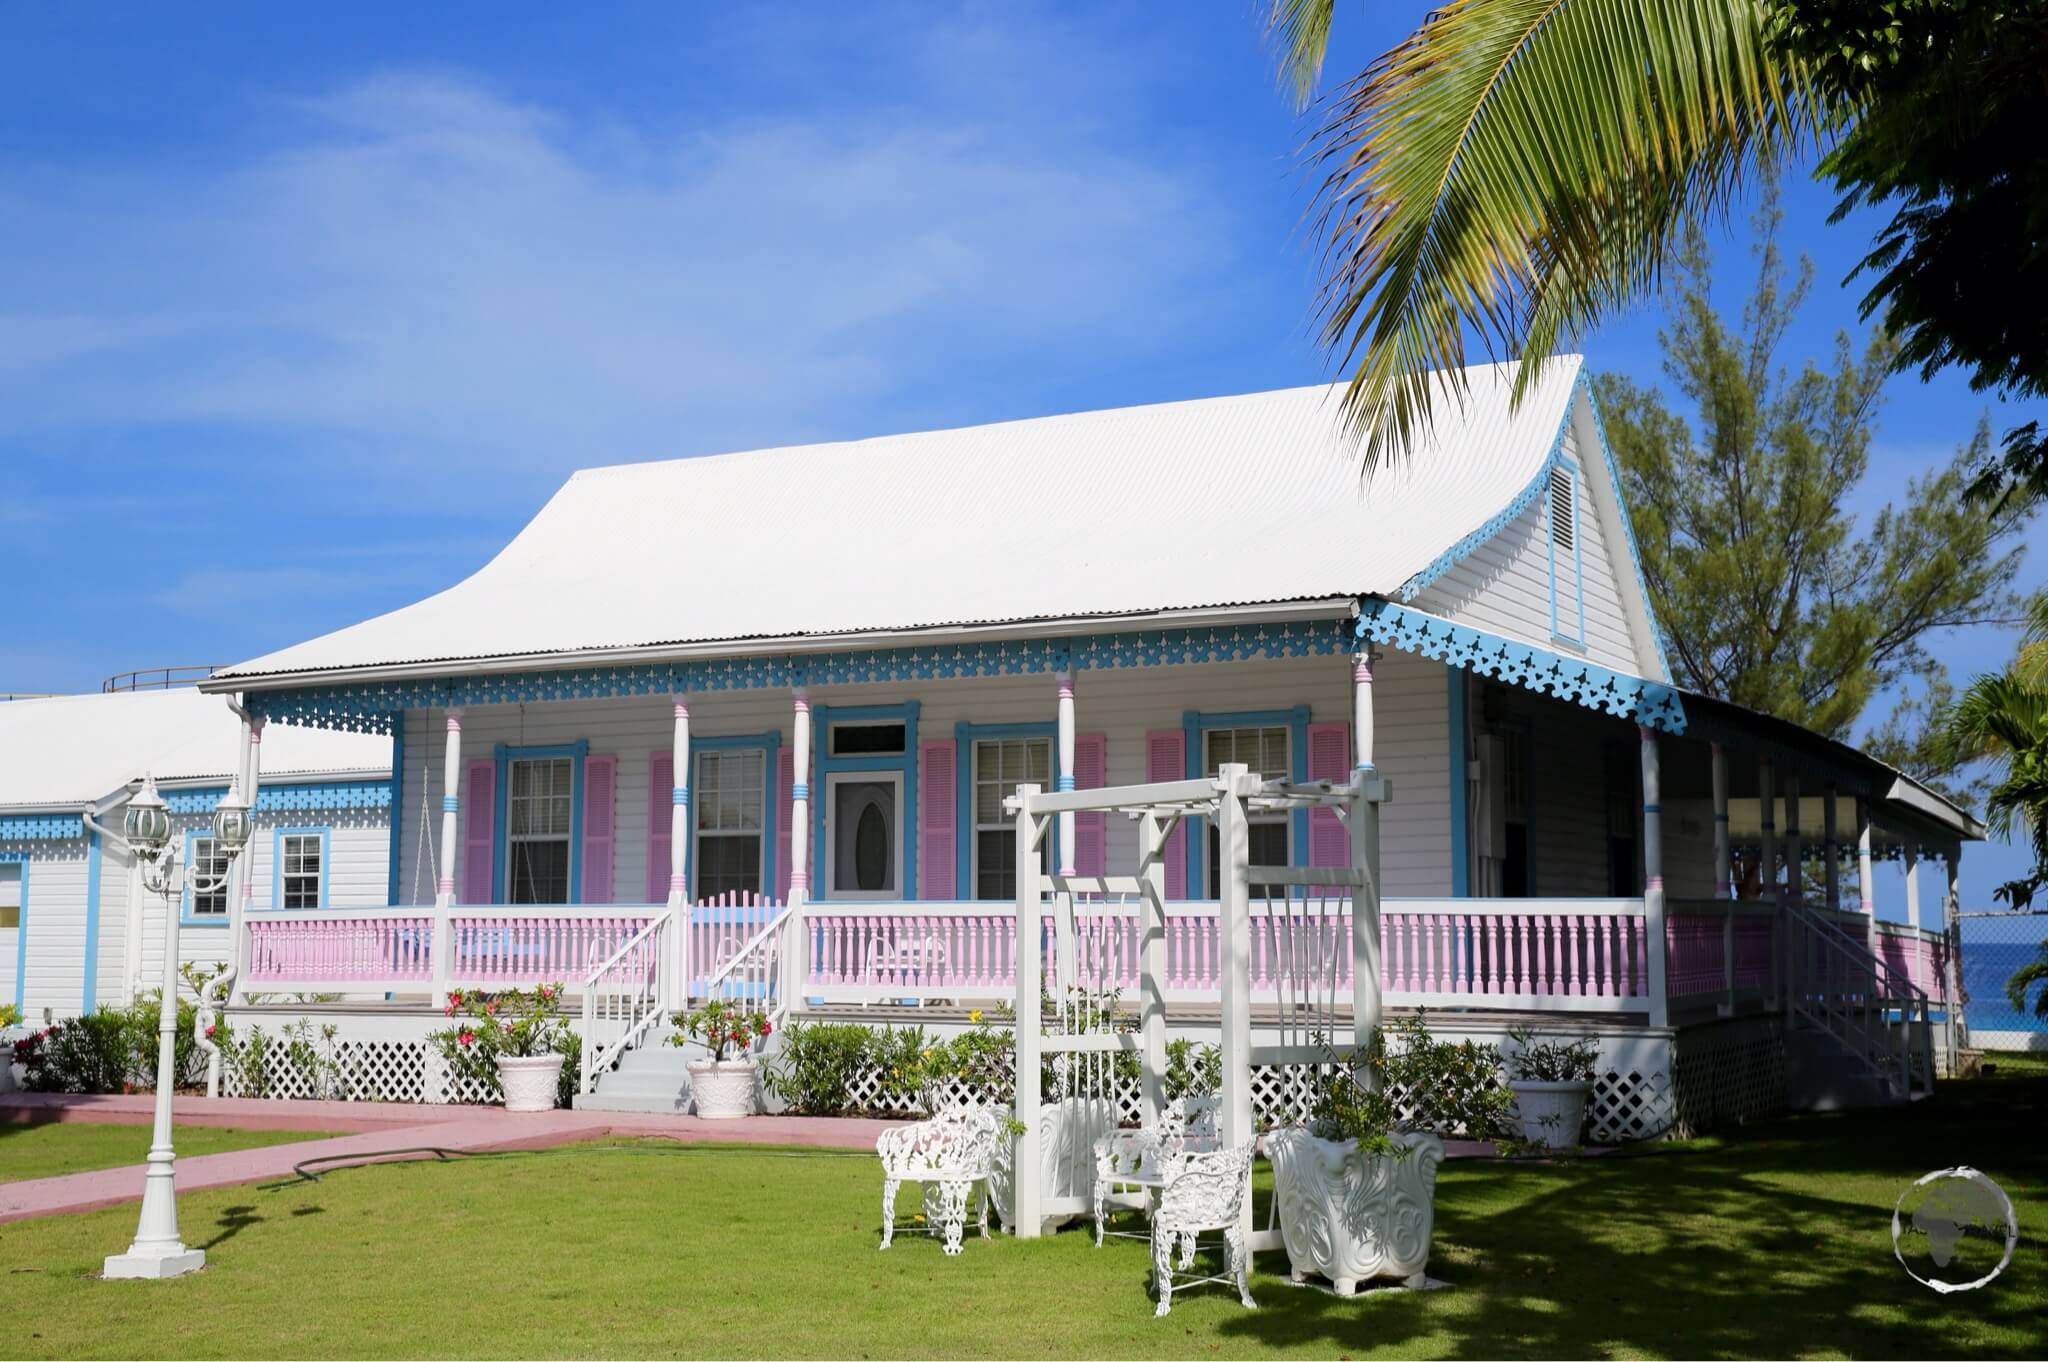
1785 1020 1901 1111
574 1042 696 1114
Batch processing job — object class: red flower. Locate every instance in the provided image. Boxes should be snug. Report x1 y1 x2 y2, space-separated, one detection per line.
757 1019 771 1036
204 1024 217 1038
459 1030 476 1048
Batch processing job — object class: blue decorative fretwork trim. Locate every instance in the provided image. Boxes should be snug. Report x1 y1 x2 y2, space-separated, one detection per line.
0 813 83 841
162 781 394 814
1398 405 1572 601
241 619 1356 733
1358 599 1686 735
1578 374 1676 681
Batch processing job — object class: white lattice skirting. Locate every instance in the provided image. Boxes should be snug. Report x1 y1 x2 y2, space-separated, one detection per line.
1667 1016 1788 1138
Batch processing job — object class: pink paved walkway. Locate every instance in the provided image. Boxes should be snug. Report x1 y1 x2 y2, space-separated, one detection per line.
0 1093 907 1224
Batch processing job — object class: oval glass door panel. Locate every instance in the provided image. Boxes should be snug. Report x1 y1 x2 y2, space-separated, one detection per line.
854 803 888 890
832 779 898 895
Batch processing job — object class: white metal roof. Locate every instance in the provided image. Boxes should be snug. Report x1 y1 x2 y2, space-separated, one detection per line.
218 359 1585 681
0 688 391 809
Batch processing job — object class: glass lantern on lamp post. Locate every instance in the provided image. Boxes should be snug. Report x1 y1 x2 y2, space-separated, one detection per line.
102 773 250 1280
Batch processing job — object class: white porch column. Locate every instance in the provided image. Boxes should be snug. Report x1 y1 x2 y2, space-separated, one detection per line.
1904 844 1922 928
1055 671 1077 877
1215 761 1254 1247
436 712 463 908
1759 756 1779 1008
1823 782 1842 913
1784 771 1803 1006
1639 726 1668 1028
1011 782 1046 1237
787 687 812 1005
1137 811 1167 1129
668 698 692 1009
227 718 263 1006
1351 648 1385 1054
1857 801 1877 969
1710 741 1733 1013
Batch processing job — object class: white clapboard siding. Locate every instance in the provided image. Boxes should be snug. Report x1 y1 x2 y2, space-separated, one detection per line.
16 842 90 1023
398 649 1458 907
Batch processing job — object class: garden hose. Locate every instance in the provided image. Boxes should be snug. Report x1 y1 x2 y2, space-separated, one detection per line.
259 1139 872 1191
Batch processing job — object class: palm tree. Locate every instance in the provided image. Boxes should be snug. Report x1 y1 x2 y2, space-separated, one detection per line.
1270 0 1826 471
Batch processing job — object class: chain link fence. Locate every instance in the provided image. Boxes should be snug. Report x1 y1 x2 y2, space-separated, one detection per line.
1959 911 2048 1050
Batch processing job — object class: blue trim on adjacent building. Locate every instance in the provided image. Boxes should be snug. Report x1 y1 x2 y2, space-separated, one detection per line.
1181 705 1311 896
387 716 406 908
80 831 102 1013
811 702 919 902
1448 670 1469 898
2 852 26 1013
273 825 333 909
0 813 83 841
689 730 784 900
180 827 231 927
162 781 392 814
1356 599 1687 735
492 741 589 905
242 619 1356 734
954 720 1060 898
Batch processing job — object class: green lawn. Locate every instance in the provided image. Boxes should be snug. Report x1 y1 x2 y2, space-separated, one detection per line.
0 1123 342 1184
0 1061 2043 1359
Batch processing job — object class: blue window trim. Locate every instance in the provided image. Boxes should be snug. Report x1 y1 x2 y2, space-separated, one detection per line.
811 702 919 902
3 852 29 1014
387 714 406 907
1181 706 1311 897
273 825 333 909
181 827 232 927
493 741 589 905
689 730 783 900
955 720 1060 900
1448 670 1469 897
81 830 102 1013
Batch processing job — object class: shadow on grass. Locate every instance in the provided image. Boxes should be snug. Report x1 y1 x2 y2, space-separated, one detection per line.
198 1204 265 1251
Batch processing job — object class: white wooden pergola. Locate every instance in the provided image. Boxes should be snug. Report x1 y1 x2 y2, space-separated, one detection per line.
1004 708 1390 1249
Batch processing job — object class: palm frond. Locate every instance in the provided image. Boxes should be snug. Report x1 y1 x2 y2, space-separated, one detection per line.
2006 948 2048 1018
1267 0 1338 110
1302 0 1827 473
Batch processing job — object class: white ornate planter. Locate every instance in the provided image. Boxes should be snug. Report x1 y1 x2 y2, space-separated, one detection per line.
1507 1079 1590 1149
689 1059 758 1119
0 1041 15 1094
989 1097 1114 1234
495 1054 565 1113
1266 1128 1444 1294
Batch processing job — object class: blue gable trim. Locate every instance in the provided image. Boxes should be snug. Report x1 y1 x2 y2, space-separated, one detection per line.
1181 705 1311 897
1398 400 1573 602
493 741 588 905
1577 375 1675 681
0 813 83 841
242 619 1355 733
162 781 391 815
689 730 783 900
2 852 26 1013
811 702 919 902
954 720 1059 897
1358 599 1687 735
81 830 102 1013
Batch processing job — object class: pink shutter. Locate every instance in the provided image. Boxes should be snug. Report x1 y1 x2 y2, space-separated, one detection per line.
581 754 617 903
775 747 794 902
919 739 957 899
1307 721 1353 867
646 750 673 904
461 759 497 904
1144 729 1186 899
1073 732 1108 877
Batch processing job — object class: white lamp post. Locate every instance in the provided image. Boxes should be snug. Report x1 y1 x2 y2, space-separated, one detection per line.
101 773 250 1280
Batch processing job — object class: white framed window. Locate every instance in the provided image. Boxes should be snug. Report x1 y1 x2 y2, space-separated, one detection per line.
695 748 765 898
0 862 20 931
1203 726 1290 897
189 836 229 917
507 756 574 905
972 736 1052 901
279 832 324 909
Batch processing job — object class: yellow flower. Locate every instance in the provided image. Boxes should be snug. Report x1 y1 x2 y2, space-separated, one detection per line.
969 1009 983 1024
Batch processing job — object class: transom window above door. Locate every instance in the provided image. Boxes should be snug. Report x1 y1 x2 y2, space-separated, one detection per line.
696 748 765 898
829 723 905 757
973 736 1052 901
507 756 574 904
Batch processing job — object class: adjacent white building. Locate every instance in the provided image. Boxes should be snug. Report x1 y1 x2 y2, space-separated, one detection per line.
0 687 392 1023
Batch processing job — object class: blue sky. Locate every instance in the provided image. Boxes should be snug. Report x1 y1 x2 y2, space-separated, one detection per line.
1 3 2038 908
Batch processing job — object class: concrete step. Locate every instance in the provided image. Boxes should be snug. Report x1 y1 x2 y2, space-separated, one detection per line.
612 1046 695 1075
572 1091 690 1114
1786 1020 1900 1110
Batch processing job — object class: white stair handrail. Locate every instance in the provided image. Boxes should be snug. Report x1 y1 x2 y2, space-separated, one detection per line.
579 908 672 1096
701 900 795 1031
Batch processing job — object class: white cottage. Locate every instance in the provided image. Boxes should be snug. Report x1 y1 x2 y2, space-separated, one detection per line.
0 687 392 1024
197 359 1980 1136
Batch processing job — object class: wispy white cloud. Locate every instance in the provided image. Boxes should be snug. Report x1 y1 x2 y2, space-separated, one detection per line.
0 60 1237 495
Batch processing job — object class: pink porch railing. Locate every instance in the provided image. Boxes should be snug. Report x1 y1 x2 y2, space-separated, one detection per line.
803 898 1655 1009
245 913 437 986
1662 900 1955 1010
448 914 659 986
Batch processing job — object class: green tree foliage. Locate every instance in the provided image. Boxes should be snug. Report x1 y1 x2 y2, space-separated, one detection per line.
1768 0 2048 510
1949 596 2048 910
1595 194 2032 771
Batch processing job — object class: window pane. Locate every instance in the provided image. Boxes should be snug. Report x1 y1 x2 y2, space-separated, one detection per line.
191 837 228 915
976 829 1016 901
509 840 570 905
831 723 905 756
697 835 761 898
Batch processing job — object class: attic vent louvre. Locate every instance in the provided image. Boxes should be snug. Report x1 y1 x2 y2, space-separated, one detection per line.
1549 465 1575 550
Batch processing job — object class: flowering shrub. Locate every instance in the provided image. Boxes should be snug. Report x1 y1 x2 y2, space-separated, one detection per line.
16 992 205 1094
427 983 575 1103
669 999 770 1063
1306 1013 1516 1152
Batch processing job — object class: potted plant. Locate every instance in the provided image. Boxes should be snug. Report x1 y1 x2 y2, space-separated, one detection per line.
430 983 573 1112
0 1003 21 1094
670 999 771 1118
1504 1025 1599 1150
1266 1018 1475 1295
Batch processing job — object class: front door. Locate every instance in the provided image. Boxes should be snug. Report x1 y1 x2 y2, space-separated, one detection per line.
826 772 902 899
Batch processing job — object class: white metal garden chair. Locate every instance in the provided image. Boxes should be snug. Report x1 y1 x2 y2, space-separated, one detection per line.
876 1104 1000 1256
1150 1142 1257 1318
1091 1096 1219 1246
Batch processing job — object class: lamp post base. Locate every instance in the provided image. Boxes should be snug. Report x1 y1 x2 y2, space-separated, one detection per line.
103 1245 205 1279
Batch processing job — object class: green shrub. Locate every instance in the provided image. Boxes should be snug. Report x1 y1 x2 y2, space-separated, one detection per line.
764 1021 879 1115
17 993 205 1094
